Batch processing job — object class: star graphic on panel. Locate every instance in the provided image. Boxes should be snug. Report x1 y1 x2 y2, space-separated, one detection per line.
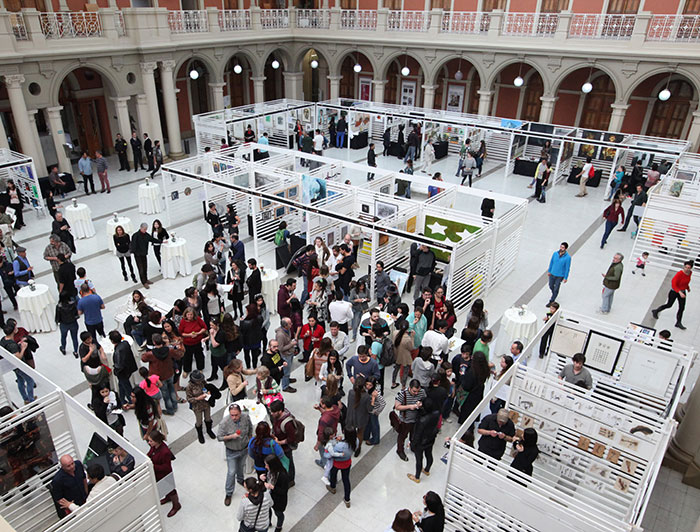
427 220 447 236
454 229 473 242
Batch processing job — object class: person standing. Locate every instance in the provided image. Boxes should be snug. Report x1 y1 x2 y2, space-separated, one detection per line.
404 128 418 163
141 334 182 415
480 197 495 218
652 260 693 330
246 259 262 305
600 198 625 249
130 223 160 288
77 285 106 339
43 235 72 287
113 225 138 283
269 400 298 486
329 116 337 147
394 379 427 462
115 134 130 171
412 245 436 300
336 115 347 148
618 184 647 235
95 151 111 194
325 427 356 508
52 212 76 254
313 129 324 156
143 133 154 172
146 431 181 517
131 132 146 171
422 141 435 175
275 318 297 393
78 152 95 195
546 242 571 305
109 330 138 409
262 454 290 532
367 143 377 181
575 156 594 197
599 253 624 314
50 455 87 518
186 370 217 444
407 398 440 484
150 140 163 178
56 254 76 298
217 403 253 506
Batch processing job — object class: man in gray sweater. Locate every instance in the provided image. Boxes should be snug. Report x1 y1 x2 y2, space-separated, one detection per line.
375 260 391 301
217 404 253 506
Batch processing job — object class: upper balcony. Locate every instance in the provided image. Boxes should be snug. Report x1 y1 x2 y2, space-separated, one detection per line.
1 7 698 60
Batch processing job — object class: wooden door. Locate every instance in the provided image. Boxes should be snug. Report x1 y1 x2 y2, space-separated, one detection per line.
385 63 399 105
540 0 568 12
579 76 615 130
482 0 506 11
683 0 700 13
77 101 102 157
521 75 543 122
606 0 640 13
431 0 450 9
339 59 355 99
5 0 47 11
646 80 693 139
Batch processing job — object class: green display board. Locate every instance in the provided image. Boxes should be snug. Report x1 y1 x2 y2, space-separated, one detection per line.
424 214 480 262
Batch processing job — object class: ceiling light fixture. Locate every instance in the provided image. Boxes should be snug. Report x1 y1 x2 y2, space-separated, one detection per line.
455 56 463 81
189 67 200 80
354 62 362 73
581 65 594 94
513 61 524 87
310 59 319 69
271 58 280 70
658 71 673 101
233 63 242 75
401 52 410 77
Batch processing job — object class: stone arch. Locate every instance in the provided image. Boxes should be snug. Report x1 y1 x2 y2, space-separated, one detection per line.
262 47 293 73
49 61 122 107
622 67 700 104
331 49 379 79
551 62 623 102
485 58 551 95
218 49 262 80
291 45 332 73
173 52 219 83
378 50 431 82
429 54 484 88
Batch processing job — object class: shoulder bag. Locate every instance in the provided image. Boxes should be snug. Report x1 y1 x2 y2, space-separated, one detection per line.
389 390 407 432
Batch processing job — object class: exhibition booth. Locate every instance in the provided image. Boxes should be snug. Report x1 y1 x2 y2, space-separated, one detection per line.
0 148 46 214
0 351 163 532
161 143 528 311
443 309 695 532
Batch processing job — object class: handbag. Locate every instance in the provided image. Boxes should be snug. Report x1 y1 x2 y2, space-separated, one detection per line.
155 416 168 439
389 390 407 433
238 498 264 532
304 352 316 380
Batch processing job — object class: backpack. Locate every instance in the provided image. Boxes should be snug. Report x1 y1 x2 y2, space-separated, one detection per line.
274 229 286 246
588 165 595 178
379 335 396 366
282 414 306 450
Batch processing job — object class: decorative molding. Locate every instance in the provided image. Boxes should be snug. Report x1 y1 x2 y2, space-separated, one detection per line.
140 62 158 74
546 56 562 73
214 47 225 60
481 53 495 69
3 74 25 87
372 46 384 60
111 56 124 73
425 49 437 64
620 61 638 79
161 60 176 71
38 62 56 80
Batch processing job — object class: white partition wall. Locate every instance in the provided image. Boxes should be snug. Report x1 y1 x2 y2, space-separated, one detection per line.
0 148 45 213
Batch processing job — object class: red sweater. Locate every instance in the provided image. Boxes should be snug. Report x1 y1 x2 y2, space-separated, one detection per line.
301 324 324 351
147 442 174 481
179 317 207 346
672 270 692 293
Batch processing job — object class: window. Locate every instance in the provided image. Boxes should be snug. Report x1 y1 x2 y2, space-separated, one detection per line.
482 0 506 12
606 0 640 14
540 0 568 13
579 76 615 131
646 80 694 139
683 0 700 13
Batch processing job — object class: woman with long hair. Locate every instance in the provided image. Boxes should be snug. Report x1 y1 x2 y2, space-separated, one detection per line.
349 279 369 342
345 375 371 457
6 180 23 229
220 312 242 364
490 355 514 414
178 307 208 378
307 279 329 329
151 219 169 266
262 454 290 532
457 351 490 427
407 398 441 484
184 286 202 316
255 294 270 352
132 387 162 440
460 315 482 354
225 204 241 235
311 337 332 385
364 375 385 446
314 236 330 268
113 225 137 283
223 359 255 402
320 373 343 407
147 430 181 517
236 477 273 532
388 509 416 532
319 350 344 391
392 320 415 390
247 421 285 475
226 259 246 319
240 303 264 369
414 491 445 532
465 298 488 331
207 318 228 383
511 427 540 477
162 319 186 397
325 426 357 508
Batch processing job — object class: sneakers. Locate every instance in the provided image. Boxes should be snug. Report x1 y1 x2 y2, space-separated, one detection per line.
407 474 420 483
59 347 66 355
321 476 330 486
344 500 351 508
422 469 431 476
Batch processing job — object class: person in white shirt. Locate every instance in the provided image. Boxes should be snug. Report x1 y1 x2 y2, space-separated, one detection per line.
422 140 435 175
313 129 324 155
328 291 353 334
323 321 350 359
576 155 593 198
326 245 341 281
60 463 117 513
421 320 450 363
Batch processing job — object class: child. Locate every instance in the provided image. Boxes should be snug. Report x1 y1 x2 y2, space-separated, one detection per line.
138 366 163 402
255 366 283 407
320 426 336 486
539 302 560 359
98 384 125 435
73 267 96 296
633 252 649 276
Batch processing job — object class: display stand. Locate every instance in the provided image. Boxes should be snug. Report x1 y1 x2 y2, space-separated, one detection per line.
0 148 46 215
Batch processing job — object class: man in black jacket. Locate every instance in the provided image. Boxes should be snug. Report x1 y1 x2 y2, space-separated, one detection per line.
143 133 154 172
114 134 130 171
412 244 436 299
246 258 262 305
618 183 647 233
260 339 286 384
130 132 146 172
130 223 160 288
367 143 377 181
109 330 137 408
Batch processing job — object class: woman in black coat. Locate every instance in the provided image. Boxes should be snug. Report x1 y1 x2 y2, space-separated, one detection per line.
383 127 392 156
407 399 441 483
457 352 490 427
239 303 264 369
414 491 445 532
511 427 539 477
262 454 290 531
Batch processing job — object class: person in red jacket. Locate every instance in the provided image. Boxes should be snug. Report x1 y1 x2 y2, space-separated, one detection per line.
299 314 324 363
652 260 694 330
147 430 181 517
178 307 208 378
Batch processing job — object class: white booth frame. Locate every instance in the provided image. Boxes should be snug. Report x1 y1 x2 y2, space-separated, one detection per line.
0 148 46 214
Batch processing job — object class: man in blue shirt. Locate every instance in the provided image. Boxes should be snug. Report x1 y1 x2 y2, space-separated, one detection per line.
547 242 571 305
78 152 95 195
257 132 270 160
229 233 245 262
12 247 33 287
77 285 105 339
345 345 380 384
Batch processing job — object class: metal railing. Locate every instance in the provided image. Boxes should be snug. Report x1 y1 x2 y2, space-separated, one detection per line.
568 13 636 39
646 14 700 41
39 11 103 39
339 9 377 30
296 8 330 29
10 12 29 40
219 9 251 31
167 9 209 33
260 9 290 29
114 10 126 36
501 12 558 36
440 11 490 34
387 10 430 32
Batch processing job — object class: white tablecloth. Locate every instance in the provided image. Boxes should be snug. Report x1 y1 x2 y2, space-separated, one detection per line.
64 203 96 239
17 284 56 332
259 268 279 312
105 216 133 255
138 183 163 214
502 307 539 345
161 239 191 279
102 334 144 390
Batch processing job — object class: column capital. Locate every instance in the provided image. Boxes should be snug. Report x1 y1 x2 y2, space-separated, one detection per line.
610 103 630 111
692 110 700 120
251 76 266 83
539 96 558 104
283 71 304 80
161 60 177 72
136 94 148 103
477 90 493 98
110 96 131 104
27 109 39 119
3 74 25 88
208 82 226 89
371 79 386 86
46 105 64 115
421 84 438 92
327 75 343 82
140 62 158 74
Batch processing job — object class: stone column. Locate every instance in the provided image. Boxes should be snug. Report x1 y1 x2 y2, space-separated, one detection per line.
3 74 41 164
422 84 438 110
327 75 342 101
0 113 10 151
372 79 386 103
667 373 700 470
608 103 629 132
477 90 493 116
284 72 304 101
159 60 184 158
27 110 46 172
110 96 132 137
45 106 71 173
538 96 558 124
135 94 151 137
251 77 266 104
140 62 165 155
209 82 226 111
685 111 700 152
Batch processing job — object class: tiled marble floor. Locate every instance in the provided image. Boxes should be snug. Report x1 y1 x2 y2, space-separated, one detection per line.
4 146 699 531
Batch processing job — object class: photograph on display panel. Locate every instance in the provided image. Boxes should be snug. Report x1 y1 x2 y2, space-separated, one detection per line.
549 325 588 358
582 330 624 375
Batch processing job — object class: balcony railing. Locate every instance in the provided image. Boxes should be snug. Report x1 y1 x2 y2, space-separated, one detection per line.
114 11 126 36
260 9 289 29
340 9 377 30
387 10 430 32
40 12 103 39
10 12 29 40
167 10 208 33
219 9 251 31
501 12 558 36
441 11 490 34
568 13 636 40
297 8 330 29
647 14 700 41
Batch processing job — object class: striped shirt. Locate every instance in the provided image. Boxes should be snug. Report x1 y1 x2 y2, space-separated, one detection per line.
236 491 273 529
396 388 427 423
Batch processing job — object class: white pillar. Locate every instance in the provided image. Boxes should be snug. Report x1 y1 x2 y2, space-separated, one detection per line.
538 96 558 124
45 106 71 174
110 96 132 137
372 79 386 103
608 103 629 132
422 84 438 110
27 110 46 173
251 77 266 104
3 74 41 164
284 72 304 100
0 114 9 151
667 373 700 469
327 75 342 100
135 94 151 136
159 60 184 158
140 62 165 155
477 90 493 116
686 111 700 152
209 82 226 111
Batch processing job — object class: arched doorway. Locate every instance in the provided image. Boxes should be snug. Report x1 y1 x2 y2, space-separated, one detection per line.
224 54 254 107
176 59 211 137
264 53 285 101
338 52 374 100
433 58 480 113
491 63 544 121
552 68 617 129
300 49 328 102
385 54 424 107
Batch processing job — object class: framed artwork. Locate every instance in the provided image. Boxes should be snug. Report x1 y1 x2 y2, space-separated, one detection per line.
361 203 370 214
286 186 298 199
668 180 684 197
578 144 598 159
400 80 416 107
275 191 285 200
302 107 311 123
274 206 286 219
170 191 179 201
619 344 677 396
260 198 272 209
600 147 616 161
379 185 391 195
275 114 286 132
374 200 398 220
676 170 696 181
550 325 588 358
326 230 335 246
583 330 624 375
261 210 272 221
446 84 465 113
212 161 220 173
359 77 372 101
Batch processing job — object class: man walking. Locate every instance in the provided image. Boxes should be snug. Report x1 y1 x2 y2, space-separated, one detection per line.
131 132 146 171
575 155 593 197
367 143 377 181
394 379 427 462
130 223 160 288
95 151 111 193
599 253 624 314
412 244 436 300
150 140 163 178
217 404 252 506
115 133 130 171
78 152 95 195
143 133 154 172
652 260 693 330
618 184 647 235
547 242 571 305
275 319 298 393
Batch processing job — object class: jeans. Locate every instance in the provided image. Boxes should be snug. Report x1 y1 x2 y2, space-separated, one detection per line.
299 275 309 306
161 377 178 415
655 290 686 323
225 448 247 496
607 182 621 200
82 173 95 194
15 369 35 403
59 321 79 353
284 448 295 482
404 145 416 163
281 353 293 389
364 414 380 445
601 220 617 247
351 311 362 341
117 376 133 408
329 466 351 502
336 131 346 148
548 275 563 304
414 444 434 478
601 286 616 313
98 170 110 192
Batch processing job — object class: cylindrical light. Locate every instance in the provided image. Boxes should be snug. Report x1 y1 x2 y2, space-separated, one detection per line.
658 88 671 101
233 63 242 75
401 66 410 77
271 59 280 70
353 63 362 73
581 81 593 94
189 68 199 80
310 59 319 69
514 76 524 87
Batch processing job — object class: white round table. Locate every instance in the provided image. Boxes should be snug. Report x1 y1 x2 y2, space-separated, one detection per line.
102 334 144 390
259 267 279 313
138 182 164 214
105 216 133 255
16 284 56 333
502 307 539 345
161 238 191 279
64 203 96 239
